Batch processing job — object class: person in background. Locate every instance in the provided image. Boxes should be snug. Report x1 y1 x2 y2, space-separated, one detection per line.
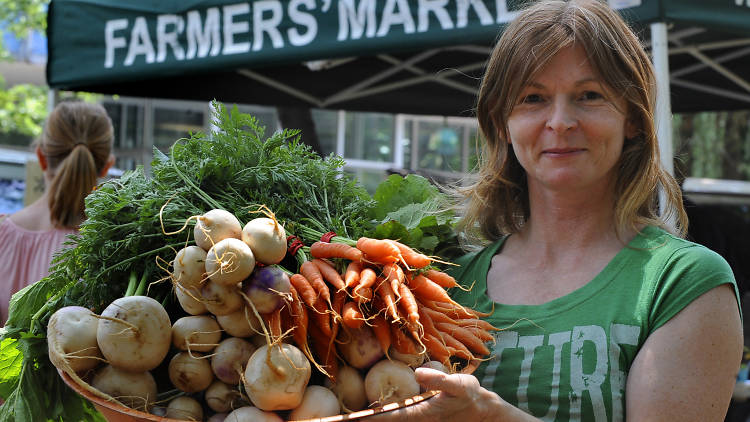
0 101 114 326
374 0 742 421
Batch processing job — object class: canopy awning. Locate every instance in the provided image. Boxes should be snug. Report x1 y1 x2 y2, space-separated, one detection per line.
47 0 750 115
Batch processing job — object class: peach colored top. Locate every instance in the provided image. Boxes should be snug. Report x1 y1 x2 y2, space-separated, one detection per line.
0 216 76 326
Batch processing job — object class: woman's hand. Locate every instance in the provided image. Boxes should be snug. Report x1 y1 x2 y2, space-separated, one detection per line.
368 367 504 422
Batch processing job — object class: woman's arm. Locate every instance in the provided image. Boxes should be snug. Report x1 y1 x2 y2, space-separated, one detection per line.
625 284 742 421
369 367 542 422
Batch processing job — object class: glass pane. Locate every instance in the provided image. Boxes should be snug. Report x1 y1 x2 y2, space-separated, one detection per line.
123 105 143 149
344 113 394 162
345 168 389 195
402 120 413 170
417 121 462 172
102 103 123 148
153 107 205 151
237 105 278 137
312 109 338 156
467 126 481 172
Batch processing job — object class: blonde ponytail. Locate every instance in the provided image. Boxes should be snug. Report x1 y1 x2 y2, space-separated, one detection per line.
39 102 114 229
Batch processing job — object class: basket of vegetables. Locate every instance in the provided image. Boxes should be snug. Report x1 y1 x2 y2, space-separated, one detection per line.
0 103 493 422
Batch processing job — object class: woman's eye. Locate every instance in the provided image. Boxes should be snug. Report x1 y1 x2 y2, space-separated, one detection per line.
580 91 603 101
521 94 543 104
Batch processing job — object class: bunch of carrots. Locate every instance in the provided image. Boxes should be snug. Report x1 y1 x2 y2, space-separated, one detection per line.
263 234 498 381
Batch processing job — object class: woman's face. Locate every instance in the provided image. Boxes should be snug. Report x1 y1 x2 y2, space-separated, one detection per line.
506 44 636 197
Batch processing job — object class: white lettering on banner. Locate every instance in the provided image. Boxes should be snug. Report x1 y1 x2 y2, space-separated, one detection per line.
570 325 609 422
222 3 250 55
186 8 220 59
124 17 155 66
495 0 519 23
253 0 285 51
516 335 544 414
104 19 128 68
608 324 639 422
418 0 454 32
288 0 318 46
736 0 750 7
337 0 376 41
376 0 416 37
480 331 519 389
156 15 185 62
456 0 493 28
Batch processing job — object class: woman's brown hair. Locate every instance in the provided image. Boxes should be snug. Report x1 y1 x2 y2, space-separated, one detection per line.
461 0 687 242
38 101 114 228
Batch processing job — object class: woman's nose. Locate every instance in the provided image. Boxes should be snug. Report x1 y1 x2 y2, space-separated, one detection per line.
546 99 578 133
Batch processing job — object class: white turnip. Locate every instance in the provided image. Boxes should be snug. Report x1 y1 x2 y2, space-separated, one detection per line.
241 266 291 314
215 306 261 338
225 406 283 422
205 238 255 287
241 216 286 265
173 245 207 289
194 209 242 251
90 364 157 412
324 365 367 412
201 279 243 316
211 337 255 385
47 306 102 373
165 396 203 421
96 296 171 372
288 385 340 420
389 346 426 368
175 284 208 315
337 325 384 370
168 351 215 393
364 360 420 406
207 413 228 422
243 343 311 411
205 380 245 413
172 315 222 353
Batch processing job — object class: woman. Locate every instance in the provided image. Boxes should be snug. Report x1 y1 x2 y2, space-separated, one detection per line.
0 101 114 325
376 0 742 421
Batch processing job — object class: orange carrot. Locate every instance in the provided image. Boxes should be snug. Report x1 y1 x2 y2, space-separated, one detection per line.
409 274 455 304
352 267 377 301
382 263 405 299
341 301 365 329
422 299 477 320
370 313 392 355
437 322 490 357
356 237 401 265
266 307 283 340
423 333 451 365
441 332 474 360
397 283 421 333
300 260 331 305
290 273 332 338
309 320 339 381
419 303 459 325
312 258 345 291
344 261 363 289
353 286 373 304
375 278 400 322
424 269 459 289
391 240 431 269
455 317 500 332
390 323 419 355
287 285 310 355
310 241 363 262
464 326 496 343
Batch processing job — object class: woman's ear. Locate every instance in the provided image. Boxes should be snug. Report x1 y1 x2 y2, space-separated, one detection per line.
99 155 115 178
35 145 48 171
625 117 639 140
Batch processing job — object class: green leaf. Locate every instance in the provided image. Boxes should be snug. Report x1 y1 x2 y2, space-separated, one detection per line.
372 174 439 220
0 337 22 400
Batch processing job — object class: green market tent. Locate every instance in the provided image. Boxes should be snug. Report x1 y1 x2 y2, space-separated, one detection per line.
46 0 750 116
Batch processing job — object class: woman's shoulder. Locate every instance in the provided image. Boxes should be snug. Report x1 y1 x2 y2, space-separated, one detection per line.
637 225 732 272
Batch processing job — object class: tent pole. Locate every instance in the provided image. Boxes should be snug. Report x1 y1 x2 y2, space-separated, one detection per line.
47 88 59 113
650 22 675 228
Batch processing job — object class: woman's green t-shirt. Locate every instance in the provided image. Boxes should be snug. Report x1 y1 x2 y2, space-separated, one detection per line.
448 226 739 422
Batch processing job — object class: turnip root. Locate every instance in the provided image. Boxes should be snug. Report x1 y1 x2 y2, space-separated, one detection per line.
225 406 283 422
172 315 222 353
194 209 242 251
216 306 261 338
90 364 157 412
211 337 255 385
389 346 426 368
337 326 384 370
364 360 420 406
173 245 207 289
47 306 102 373
241 266 291 314
175 284 208 315
324 365 367 412
201 280 243 316
243 343 311 411
168 351 215 393
205 380 245 413
241 216 287 265
165 396 203 421
420 360 450 373
205 238 255 287
207 413 228 422
96 296 171 372
288 385 340 420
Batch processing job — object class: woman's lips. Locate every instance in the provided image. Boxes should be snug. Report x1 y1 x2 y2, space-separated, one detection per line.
542 148 585 155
